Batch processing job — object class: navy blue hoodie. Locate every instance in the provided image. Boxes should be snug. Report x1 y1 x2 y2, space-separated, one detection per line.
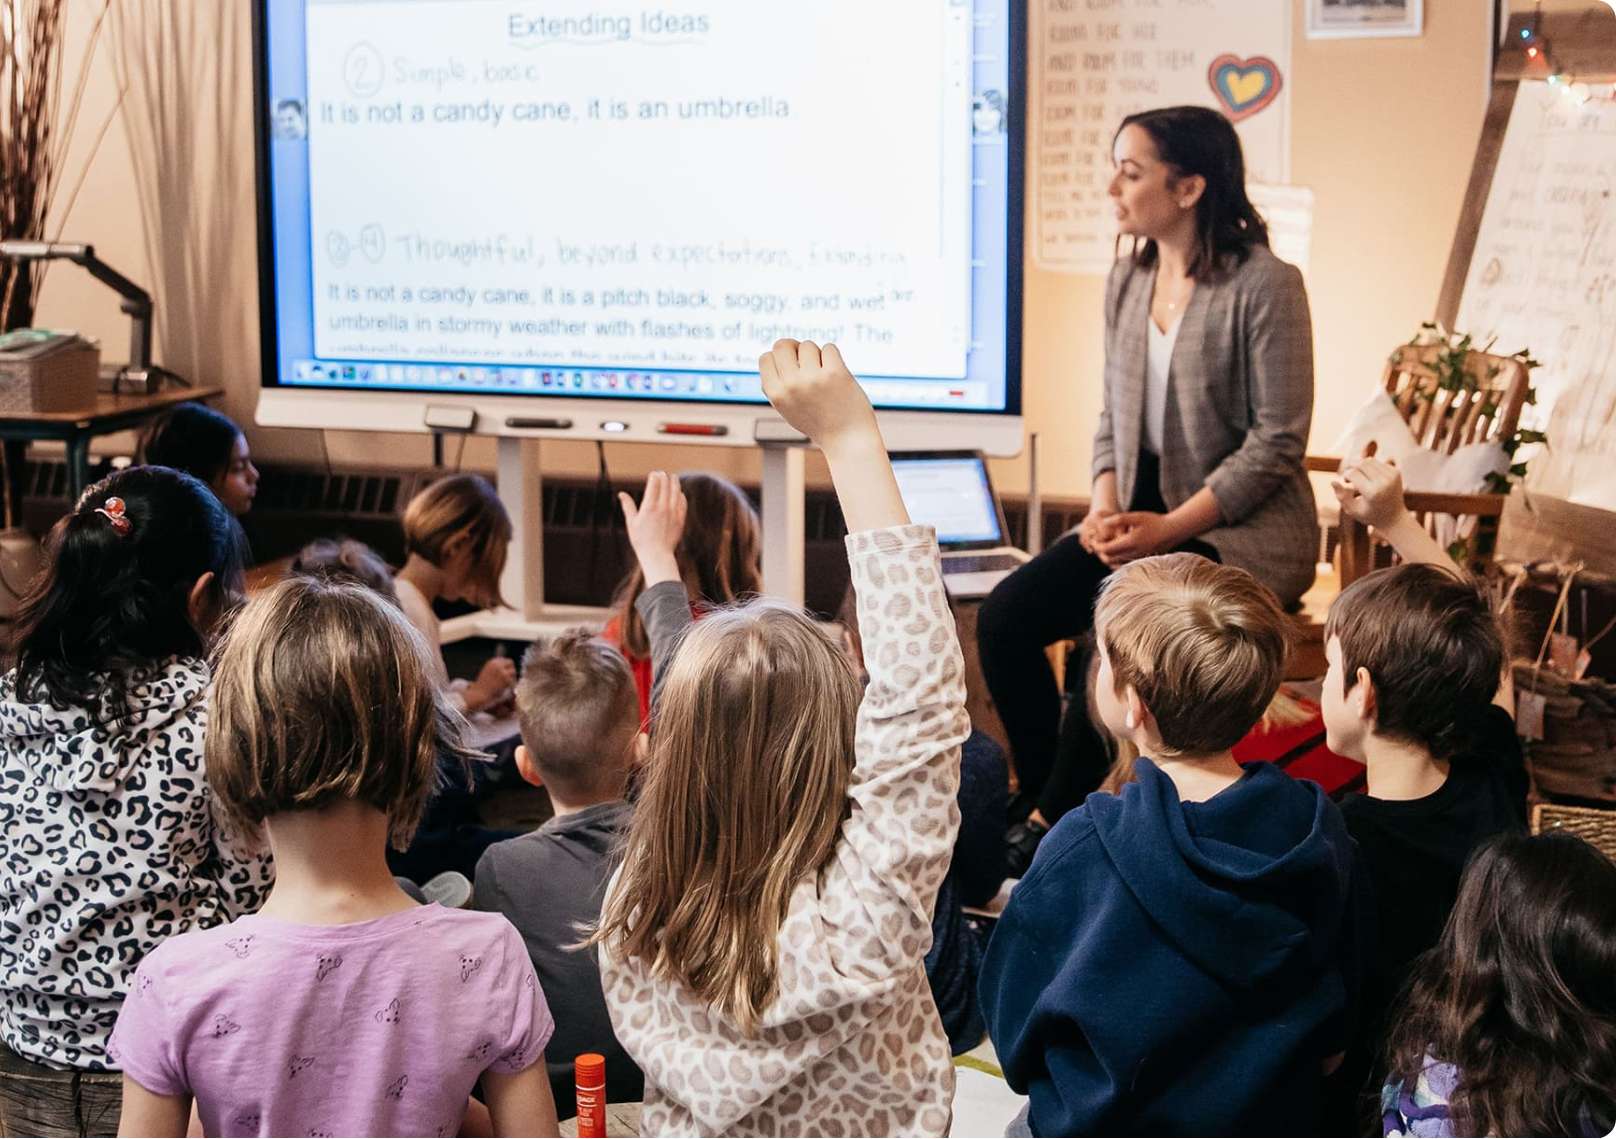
979 759 1365 1136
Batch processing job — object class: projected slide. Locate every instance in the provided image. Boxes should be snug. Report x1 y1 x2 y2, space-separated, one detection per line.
258 0 1020 412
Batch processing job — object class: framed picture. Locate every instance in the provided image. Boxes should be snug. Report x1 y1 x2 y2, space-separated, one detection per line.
1305 0 1424 39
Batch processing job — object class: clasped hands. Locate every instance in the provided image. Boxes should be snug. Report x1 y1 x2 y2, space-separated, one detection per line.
1078 507 1181 567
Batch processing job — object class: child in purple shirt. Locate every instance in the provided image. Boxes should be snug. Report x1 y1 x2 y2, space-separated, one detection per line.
110 577 558 1138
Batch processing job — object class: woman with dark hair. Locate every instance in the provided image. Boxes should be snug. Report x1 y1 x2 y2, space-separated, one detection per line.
1382 831 1616 1137
980 106 1317 872
140 403 259 516
0 467 272 1134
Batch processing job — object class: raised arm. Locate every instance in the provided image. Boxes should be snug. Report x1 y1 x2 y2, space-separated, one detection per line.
1331 455 1462 575
620 471 693 713
760 339 970 959
759 339 908 532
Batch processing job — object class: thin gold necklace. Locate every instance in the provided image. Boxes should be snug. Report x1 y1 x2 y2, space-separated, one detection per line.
1157 271 1193 313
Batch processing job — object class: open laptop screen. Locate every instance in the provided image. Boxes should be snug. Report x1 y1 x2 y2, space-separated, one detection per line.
890 453 1004 547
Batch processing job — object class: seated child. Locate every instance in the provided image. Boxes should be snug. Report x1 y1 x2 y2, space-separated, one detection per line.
109 576 557 1138
291 537 399 603
0 468 272 1095
979 553 1364 1135
594 340 971 1136
1382 832 1615 1138
141 403 259 516
1325 455 1527 1121
393 475 524 883
605 470 761 721
395 474 518 716
473 631 645 1118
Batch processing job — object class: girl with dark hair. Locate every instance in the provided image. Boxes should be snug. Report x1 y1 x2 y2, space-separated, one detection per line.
606 470 762 722
1382 832 1616 1137
979 105 1318 872
140 403 259 516
0 467 272 1133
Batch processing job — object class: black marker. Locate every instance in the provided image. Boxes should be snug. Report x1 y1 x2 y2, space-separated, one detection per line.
503 416 574 429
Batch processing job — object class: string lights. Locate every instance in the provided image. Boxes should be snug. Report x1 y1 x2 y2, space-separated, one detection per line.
1518 1 1616 106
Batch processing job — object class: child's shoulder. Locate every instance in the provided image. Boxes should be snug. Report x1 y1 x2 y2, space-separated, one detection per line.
1020 805 1102 887
414 902 527 949
135 914 251 978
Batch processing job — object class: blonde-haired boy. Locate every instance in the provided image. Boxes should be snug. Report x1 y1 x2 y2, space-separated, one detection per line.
980 553 1366 1135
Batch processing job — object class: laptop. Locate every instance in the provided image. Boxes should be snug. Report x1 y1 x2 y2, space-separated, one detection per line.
889 450 1031 599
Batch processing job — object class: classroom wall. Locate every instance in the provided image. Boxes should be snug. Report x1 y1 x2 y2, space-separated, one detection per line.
33 1 1492 500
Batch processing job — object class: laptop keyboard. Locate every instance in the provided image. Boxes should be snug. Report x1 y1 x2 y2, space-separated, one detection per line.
943 553 1023 574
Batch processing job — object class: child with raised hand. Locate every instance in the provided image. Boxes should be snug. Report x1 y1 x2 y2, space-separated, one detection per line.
0 468 271 1096
597 339 971 1137
1382 832 1616 1138
979 552 1365 1135
1322 453 1526 1127
607 471 762 721
109 577 558 1139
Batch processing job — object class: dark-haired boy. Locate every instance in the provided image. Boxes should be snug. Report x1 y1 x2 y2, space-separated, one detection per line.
1323 456 1527 1126
473 632 645 1118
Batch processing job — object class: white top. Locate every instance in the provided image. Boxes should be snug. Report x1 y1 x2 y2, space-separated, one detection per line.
1145 315 1181 456
394 575 473 717
393 576 448 685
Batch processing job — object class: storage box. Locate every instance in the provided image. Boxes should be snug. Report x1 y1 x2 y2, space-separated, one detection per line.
0 330 99 413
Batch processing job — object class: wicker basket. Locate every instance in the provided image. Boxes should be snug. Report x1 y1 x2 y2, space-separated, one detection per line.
1530 802 1616 861
0 330 98 413
1514 662 1616 802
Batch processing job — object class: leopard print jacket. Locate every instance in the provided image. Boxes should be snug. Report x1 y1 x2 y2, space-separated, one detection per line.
602 525 972 1136
0 657 274 1070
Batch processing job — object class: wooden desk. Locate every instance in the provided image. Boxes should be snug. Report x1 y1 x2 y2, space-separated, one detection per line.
0 386 223 518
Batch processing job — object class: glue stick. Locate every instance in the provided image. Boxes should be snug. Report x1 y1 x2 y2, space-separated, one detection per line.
575 1052 606 1138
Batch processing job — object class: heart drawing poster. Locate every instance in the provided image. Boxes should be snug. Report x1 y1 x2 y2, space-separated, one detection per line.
1207 55 1284 122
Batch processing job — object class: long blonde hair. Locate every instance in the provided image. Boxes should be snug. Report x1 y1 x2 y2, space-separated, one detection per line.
594 600 859 1033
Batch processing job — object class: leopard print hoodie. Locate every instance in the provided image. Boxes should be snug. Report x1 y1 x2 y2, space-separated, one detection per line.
0 657 274 1070
601 525 972 1136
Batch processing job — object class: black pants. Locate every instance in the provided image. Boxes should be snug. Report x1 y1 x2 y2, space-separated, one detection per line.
978 455 1218 823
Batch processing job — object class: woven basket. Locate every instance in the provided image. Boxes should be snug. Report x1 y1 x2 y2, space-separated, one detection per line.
1530 802 1616 861
1514 663 1616 802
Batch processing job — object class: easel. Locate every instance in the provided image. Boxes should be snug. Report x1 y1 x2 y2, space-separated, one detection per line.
1431 0 1616 559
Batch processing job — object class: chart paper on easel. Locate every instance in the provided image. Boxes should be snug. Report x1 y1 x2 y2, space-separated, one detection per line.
1456 82 1616 510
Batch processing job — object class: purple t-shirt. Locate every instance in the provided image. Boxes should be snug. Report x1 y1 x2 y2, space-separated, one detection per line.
109 904 552 1138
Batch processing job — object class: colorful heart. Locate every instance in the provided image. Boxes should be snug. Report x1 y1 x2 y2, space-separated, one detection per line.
1206 54 1283 122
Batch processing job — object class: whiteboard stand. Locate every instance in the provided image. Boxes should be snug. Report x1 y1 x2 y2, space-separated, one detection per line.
761 443 807 607
438 435 609 645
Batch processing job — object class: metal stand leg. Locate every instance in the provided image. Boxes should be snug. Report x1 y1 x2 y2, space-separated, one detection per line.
65 436 91 505
761 444 806 606
496 436 543 620
2 439 26 530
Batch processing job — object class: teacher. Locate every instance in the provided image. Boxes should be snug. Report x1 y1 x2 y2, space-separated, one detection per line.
981 105 1318 874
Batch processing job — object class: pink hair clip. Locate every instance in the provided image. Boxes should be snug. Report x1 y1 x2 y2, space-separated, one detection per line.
95 496 132 536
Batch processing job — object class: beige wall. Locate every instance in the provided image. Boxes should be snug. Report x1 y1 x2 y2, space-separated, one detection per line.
34 1 1491 497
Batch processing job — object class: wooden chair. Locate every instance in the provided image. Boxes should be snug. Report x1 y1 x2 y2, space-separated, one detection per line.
1288 343 1531 678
